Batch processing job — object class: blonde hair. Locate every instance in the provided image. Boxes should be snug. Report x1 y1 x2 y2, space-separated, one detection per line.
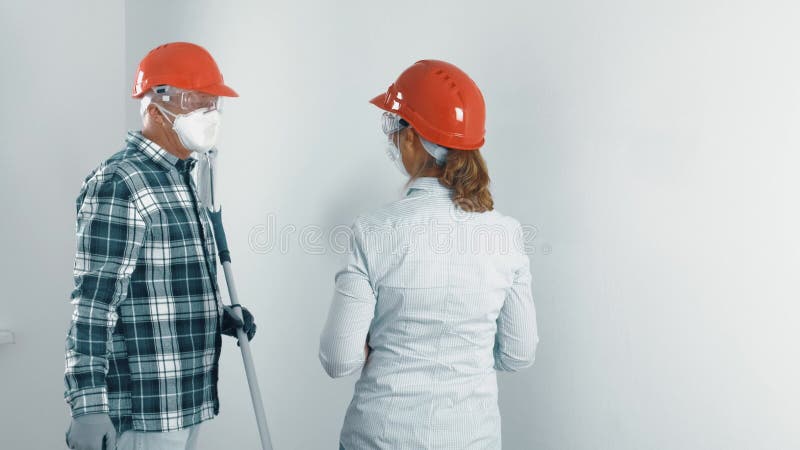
438 150 494 212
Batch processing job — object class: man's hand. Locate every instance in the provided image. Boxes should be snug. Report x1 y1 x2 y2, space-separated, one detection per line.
221 304 256 344
66 414 116 450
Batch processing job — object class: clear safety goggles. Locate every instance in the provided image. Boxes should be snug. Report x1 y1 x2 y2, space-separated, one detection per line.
381 111 448 165
381 111 409 136
152 85 223 112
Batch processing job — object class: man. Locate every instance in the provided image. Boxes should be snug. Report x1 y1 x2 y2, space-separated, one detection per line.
64 42 256 450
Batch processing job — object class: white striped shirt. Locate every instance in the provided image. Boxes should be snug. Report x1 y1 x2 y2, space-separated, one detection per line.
320 176 539 449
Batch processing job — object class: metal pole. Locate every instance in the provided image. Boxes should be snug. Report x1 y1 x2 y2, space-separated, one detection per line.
219 257 274 450
202 151 274 450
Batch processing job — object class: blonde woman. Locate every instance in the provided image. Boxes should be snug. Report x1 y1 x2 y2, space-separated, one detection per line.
320 60 539 449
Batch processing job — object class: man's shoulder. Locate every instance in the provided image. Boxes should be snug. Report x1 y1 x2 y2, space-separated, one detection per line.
107 142 162 178
78 146 165 212
84 143 164 190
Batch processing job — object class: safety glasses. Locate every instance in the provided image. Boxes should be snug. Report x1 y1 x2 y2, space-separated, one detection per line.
381 111 409 135
152 85 223 112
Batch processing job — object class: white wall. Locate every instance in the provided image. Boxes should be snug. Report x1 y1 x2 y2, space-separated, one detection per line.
123 2 800 449
0 1 126 449
1 0 799 449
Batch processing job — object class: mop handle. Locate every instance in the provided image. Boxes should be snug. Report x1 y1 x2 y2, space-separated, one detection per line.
208 209 274 450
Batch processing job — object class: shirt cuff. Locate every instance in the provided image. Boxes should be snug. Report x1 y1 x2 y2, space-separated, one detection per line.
67 387 109 417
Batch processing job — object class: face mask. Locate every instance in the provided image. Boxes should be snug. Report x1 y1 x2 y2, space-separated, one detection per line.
385 140 409 177
155 104 221 154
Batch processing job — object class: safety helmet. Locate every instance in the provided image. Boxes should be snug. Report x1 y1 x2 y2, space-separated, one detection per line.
132 42 238 99
370 60 485 150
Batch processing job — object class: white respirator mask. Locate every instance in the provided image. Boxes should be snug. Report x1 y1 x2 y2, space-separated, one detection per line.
154 104 221 154
385 139 410 177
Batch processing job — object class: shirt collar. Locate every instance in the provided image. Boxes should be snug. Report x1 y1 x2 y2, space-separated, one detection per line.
405 177 451 197
126 131 196 173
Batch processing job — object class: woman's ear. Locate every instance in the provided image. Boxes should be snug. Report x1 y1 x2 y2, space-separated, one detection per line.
402 128 419 152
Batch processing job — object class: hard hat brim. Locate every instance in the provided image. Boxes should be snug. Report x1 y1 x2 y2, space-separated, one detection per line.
369 93 388 111
196 83 239 97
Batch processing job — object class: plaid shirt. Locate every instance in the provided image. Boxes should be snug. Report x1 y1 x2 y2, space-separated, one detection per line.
64 131 223 433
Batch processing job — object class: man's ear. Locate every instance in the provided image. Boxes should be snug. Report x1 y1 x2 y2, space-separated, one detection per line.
147 104 165 125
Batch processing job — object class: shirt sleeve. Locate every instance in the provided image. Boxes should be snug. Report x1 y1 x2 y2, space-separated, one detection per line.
494 225 539 372
319 220 376 378
64 169 146 417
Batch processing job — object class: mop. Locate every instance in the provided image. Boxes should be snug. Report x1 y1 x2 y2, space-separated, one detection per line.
197 149 275 450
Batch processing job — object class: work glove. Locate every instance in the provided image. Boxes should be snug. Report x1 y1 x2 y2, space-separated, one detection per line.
66 413 116 450
221 304 256 345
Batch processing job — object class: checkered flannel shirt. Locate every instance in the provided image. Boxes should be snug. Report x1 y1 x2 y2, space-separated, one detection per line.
64 131 224 433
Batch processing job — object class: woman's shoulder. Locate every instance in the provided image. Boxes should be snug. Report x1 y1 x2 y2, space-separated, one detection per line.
355 198 524 228
352 195 429 228
484 208 524 229
449 204 524 231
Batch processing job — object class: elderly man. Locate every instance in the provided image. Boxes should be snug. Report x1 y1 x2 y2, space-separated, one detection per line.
64 42 255 450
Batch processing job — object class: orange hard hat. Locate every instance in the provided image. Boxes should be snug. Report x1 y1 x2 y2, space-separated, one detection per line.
370 60 485 150
132 42 238 99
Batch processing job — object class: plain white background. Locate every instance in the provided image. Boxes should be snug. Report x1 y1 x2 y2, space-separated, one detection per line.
2 0 800 449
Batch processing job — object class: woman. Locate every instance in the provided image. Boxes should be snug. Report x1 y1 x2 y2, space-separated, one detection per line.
319 60 539 449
